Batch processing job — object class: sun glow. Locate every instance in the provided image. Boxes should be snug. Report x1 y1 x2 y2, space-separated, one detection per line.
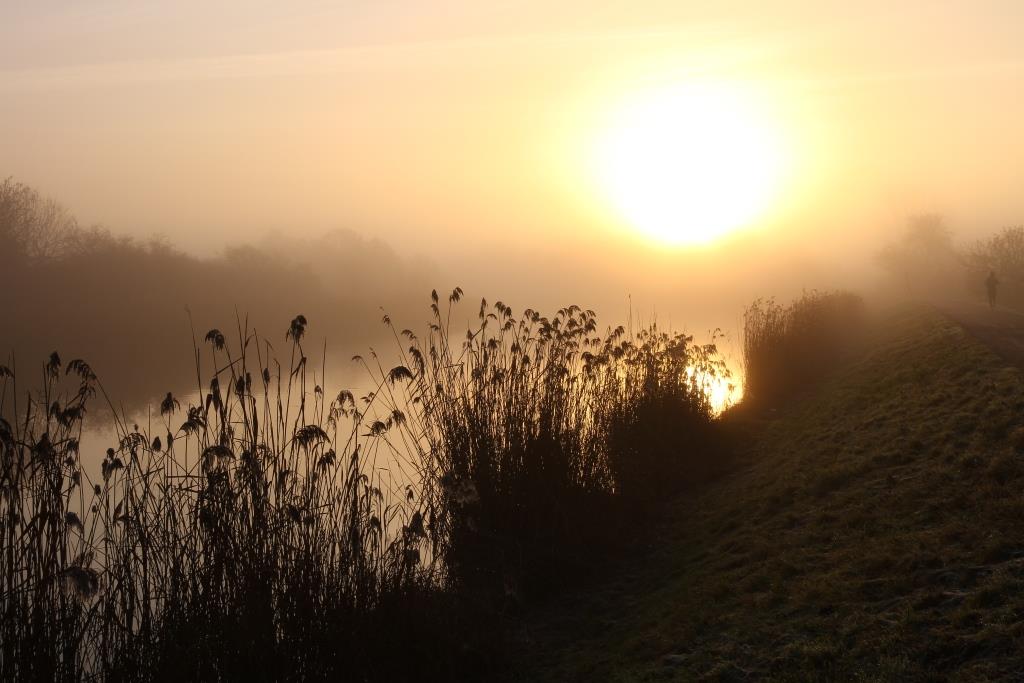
594 81 788 245
688 365 744 414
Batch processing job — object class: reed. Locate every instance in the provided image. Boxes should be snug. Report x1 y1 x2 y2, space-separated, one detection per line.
383 291 728 598
1 291 729 680
742 290 864 407
0 319 440 680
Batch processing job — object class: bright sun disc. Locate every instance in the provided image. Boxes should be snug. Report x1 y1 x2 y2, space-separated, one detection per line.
595 82 787 245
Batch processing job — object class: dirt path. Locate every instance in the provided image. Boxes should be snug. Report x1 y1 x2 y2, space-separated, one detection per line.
939 299 1024 367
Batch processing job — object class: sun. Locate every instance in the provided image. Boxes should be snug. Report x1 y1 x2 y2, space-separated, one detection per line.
593 81 788 246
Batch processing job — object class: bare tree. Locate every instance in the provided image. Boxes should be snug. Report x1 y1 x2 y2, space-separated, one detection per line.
877 214 961 296
966 226 1024 277
0 178 79 264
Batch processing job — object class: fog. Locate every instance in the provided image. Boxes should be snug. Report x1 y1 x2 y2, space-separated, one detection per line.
4 2 1024 416
0 178 863 406
8 7 1024 676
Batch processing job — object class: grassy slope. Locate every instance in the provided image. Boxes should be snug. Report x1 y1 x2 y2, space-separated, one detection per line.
513 308 1024 682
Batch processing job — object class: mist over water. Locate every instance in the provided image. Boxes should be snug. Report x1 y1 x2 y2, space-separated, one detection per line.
0 178 835 418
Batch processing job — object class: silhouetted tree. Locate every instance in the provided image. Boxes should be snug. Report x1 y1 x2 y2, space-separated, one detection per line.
877 214 961 297
0 178 78 264
967 226 1024 276
965 226 1024 306
0 178 434 409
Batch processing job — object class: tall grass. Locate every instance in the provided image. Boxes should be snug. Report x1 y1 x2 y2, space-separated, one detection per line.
0 319 444 680
1 290 730 680
743 290 864 407
391 291 727 597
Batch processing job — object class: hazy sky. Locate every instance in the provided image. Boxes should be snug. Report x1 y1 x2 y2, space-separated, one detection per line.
4 2 1024 291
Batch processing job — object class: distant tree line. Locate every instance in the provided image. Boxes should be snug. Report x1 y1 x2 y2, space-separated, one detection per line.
0 178 435 409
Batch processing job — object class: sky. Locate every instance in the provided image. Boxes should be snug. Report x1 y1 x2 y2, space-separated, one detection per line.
4 1 1024 330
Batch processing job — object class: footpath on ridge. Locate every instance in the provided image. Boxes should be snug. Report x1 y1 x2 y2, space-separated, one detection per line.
941 299 1024 370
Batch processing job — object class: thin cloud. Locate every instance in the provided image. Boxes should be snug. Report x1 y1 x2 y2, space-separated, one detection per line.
0 24 765 92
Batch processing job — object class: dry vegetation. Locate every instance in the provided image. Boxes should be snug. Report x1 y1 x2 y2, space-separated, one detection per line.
406 293 727 599
0 316 447 680
0 282 734 680
742 291 864 408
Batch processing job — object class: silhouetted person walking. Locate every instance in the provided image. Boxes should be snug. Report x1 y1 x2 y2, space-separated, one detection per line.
986 270 1000 308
